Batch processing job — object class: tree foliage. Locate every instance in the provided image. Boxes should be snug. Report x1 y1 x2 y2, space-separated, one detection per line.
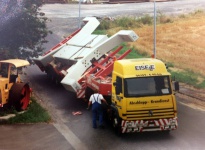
0 0 51 62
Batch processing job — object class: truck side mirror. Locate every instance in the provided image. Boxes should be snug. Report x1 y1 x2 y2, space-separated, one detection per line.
116 86 121 95
113 82 121 95
114 77 123 95
173 81 179 91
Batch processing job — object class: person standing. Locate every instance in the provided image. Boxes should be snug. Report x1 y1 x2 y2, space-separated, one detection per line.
87 90 108 129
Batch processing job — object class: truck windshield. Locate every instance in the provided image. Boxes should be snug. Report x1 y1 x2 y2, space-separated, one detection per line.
124 76 171 97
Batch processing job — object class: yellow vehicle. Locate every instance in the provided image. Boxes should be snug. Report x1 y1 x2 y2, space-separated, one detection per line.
0 59 31 111
84 57 179 134
110 58 179 134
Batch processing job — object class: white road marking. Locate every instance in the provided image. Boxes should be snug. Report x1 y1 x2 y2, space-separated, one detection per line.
53 121 88 150
179 101 205 112
32 91 88 150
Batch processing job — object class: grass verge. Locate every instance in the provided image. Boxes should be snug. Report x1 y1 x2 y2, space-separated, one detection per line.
169 69 205 89
0 97 51 124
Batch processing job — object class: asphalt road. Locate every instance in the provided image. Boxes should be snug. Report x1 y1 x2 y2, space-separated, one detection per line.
1 1 205 150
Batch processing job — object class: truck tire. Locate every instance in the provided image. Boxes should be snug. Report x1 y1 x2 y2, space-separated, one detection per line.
112 112 122 136
9 83 30 111
163 130 170 134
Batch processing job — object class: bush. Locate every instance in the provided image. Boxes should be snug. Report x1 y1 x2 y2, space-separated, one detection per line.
137 14 153 25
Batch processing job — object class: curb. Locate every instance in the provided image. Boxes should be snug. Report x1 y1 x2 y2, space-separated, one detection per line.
0 114 16 120
178 83 205 102
0 111 26 121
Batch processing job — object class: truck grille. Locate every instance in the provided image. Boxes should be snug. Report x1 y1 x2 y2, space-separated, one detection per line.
123 107 175 120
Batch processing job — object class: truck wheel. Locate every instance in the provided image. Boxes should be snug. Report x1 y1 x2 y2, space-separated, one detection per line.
112 114 122 135
9 83 30 111
163 130 170 134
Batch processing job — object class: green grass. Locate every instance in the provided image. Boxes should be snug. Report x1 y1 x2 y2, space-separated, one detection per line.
165 62 174 68
170 69 205 89
0 97 51 124
170 71 198 85
198 80 205 88
97 13 174 31
117 43 148 58
93 30 107 35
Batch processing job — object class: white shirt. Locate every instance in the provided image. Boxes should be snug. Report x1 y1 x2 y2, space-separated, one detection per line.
89 93 104 104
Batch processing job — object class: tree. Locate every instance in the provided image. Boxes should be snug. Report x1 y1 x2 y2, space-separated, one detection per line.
0 0 51 62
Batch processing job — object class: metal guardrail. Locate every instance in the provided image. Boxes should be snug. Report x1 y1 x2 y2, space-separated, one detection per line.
42 0 174 4
43 0 67 3
109 0 148 2
108 0 174 3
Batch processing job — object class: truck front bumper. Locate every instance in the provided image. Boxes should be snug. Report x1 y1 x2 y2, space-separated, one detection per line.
121 117 178 133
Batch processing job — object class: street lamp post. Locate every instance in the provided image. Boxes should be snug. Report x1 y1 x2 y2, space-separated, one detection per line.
78 0 81 29
153 0 156 58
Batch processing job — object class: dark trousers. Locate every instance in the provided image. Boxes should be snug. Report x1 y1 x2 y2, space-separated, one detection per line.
92 102 103 128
